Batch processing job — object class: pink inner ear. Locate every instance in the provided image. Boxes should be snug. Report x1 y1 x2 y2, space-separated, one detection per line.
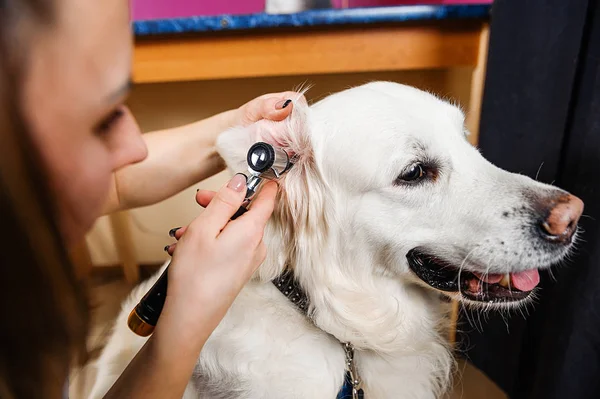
250 120 295 156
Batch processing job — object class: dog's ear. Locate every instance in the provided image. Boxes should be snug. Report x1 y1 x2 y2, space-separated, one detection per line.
216 97 333 281
216 96 311 175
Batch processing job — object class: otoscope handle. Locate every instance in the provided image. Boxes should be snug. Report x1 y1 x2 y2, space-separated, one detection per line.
127 205 249 337
127 264 169 336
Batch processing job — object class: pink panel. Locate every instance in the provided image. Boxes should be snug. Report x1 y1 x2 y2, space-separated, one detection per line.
131 0 266 20
331 0 493 7
131 0 492 21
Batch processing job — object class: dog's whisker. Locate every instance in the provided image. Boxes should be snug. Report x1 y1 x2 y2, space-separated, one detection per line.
535 162 544 181
482 250 499 300
475 308 483 332
457 247 478 301
516 301 527 320
499 310 510 334
460 302 480 334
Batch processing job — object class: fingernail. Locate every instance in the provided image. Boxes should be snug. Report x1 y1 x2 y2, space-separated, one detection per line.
227 173 247 192
168 227 181 237
275 99 292 110
196 188 200 192
163 245 170 253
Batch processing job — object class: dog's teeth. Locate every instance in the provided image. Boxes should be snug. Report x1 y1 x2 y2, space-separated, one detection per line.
498 274 510 288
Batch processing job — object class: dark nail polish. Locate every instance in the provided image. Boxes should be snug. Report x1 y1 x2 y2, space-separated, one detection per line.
275 99 292 110
164 245 170 252
168 227 181 237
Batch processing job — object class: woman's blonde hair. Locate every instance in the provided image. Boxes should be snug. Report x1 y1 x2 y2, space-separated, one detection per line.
0 1 90 397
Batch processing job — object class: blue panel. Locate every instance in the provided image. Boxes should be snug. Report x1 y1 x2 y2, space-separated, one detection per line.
133 5 491 37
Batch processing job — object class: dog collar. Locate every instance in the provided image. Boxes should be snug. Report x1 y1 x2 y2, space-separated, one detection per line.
272 270 365 399
272 269 309 312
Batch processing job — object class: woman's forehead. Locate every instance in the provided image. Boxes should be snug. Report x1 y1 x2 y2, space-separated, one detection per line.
39 0 132 107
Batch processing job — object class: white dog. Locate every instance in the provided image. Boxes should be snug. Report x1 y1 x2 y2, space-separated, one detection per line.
90 82 583 398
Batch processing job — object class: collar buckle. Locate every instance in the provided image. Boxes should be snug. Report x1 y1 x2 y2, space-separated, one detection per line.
343 342 364 399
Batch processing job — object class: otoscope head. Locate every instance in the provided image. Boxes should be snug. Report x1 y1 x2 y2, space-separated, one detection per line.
246 142 292 179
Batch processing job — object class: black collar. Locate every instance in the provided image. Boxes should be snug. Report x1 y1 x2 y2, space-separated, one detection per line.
272 268 309 314
271 269 365 398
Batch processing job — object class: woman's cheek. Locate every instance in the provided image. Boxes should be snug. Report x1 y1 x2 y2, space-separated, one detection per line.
57 141 113 243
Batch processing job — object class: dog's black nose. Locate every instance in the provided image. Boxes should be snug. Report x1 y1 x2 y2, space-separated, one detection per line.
538 194 584 244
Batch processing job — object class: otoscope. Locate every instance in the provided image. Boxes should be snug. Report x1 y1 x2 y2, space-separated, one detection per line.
127 142 294 337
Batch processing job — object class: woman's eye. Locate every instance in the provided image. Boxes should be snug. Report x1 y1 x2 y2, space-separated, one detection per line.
398 163 426 183
95 107 124 134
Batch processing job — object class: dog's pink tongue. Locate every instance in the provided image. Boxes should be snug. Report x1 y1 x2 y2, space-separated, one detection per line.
473 272 503 284
510 270 540 291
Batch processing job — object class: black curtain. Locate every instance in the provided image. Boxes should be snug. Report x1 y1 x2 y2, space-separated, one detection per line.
458 0 600 398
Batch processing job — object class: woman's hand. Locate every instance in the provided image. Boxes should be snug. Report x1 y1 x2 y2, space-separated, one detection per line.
234 91 298 126
155 174 277 348
102 91 303 214
163 189 239 257
105 175 276 399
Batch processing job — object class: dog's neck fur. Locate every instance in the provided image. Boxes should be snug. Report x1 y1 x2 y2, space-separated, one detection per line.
256 190 451 355
254 196 454 396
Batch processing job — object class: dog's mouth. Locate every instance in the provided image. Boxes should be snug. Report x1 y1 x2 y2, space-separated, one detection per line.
406 249 540 303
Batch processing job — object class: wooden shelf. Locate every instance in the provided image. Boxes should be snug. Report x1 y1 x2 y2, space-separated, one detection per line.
133 21 485 83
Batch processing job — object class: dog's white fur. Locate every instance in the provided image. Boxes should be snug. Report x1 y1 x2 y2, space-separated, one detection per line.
90 82 576 398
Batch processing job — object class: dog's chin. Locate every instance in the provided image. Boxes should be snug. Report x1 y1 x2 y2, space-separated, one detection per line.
406 248 543 307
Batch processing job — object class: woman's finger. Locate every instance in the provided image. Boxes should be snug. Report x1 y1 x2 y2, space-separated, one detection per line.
196 190 216 208
168 226 187 240
255 97 294 122
218 181 277 244
164 242 176 256
243 181 278 227
190 174 248 237
240 91 304 125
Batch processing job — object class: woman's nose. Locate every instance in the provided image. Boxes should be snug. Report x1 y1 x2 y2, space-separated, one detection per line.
110 106 148 170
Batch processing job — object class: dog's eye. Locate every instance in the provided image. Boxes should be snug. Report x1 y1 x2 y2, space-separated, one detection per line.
398 163 426 183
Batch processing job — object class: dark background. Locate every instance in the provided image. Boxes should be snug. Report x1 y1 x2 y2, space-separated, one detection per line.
457 0 600 398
